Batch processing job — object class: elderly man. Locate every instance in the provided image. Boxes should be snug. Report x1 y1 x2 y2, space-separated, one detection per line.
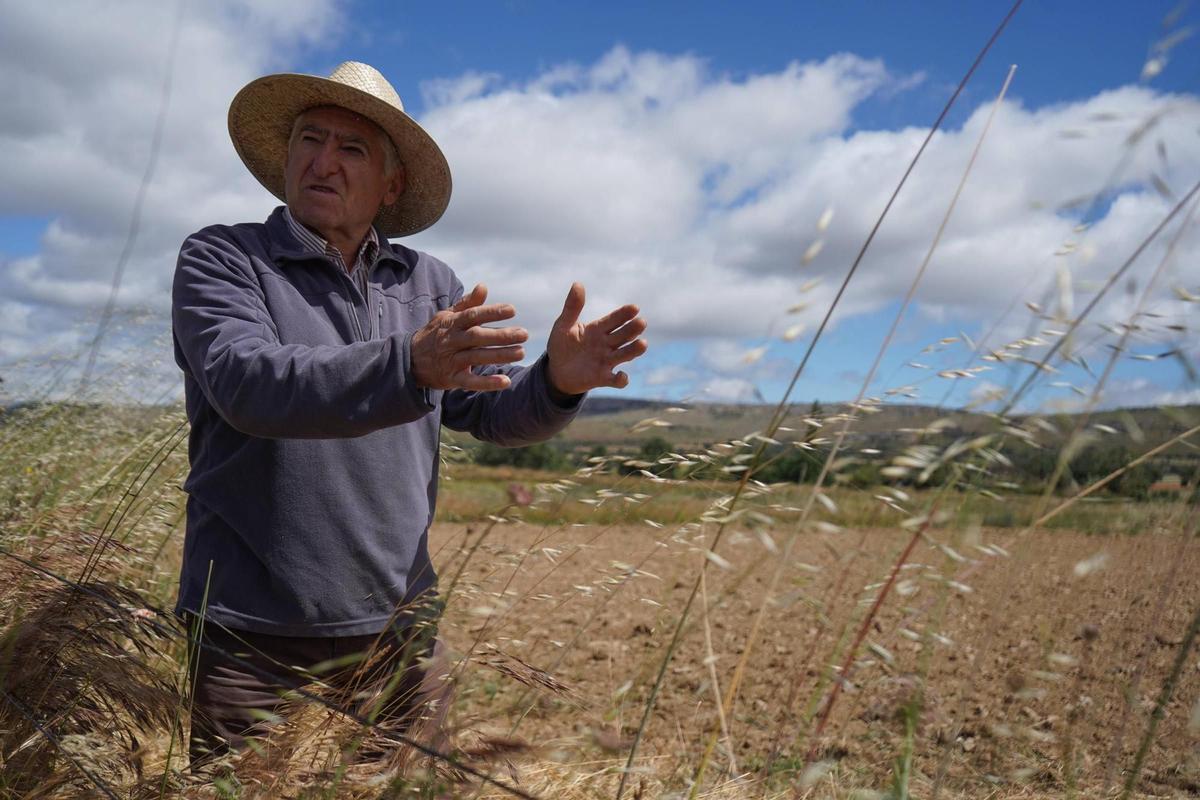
171 61 647 761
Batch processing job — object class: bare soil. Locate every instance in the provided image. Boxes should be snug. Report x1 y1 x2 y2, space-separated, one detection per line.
431 521 1200 798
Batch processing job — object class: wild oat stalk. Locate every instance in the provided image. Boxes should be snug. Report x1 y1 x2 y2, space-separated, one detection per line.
1119 597 1200 799
1032 424 1200 529
1061 619 1096 799
0 575 178 797
1102 524 1198 789
699 569 737 776
158 558 213 797
887 514 968 800
757 528 867 787
907 144 1200 798
615 7 1025 796
690 61 1017 796
0 689 122 800
1 546 544 800
908 166 1200 797
997 175 1200 419
803 503 941 763
78 419 189 584
1026 191 1200 524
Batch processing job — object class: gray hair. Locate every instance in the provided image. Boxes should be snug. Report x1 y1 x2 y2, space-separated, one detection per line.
378 131 401 179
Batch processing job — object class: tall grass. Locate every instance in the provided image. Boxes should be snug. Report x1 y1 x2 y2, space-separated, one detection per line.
3 4 1200 798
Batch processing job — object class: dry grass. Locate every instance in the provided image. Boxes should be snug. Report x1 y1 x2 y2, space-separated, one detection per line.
7 395 1200 799
3 384 1200 800
3 6 1200 798
437 463 1178 535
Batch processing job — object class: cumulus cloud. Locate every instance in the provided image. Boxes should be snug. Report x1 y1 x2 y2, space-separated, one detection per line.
408 52 1199 369
408 48 899 340
643 364 696 388
693 376 764 404
2 16 1198 405
408 54 1198 406
0 0 337 392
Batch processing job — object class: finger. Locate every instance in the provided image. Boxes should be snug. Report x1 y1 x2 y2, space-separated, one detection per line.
451 283 488 313
555 282 586 329
609 338 649 366
605 316 647 346
453 371 512 392
452 345 526 370
607 370 630 389
453 302 517 329
458 325 529 348
592 304 639 334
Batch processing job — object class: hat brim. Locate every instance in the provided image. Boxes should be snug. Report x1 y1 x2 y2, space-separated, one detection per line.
228 73 451 238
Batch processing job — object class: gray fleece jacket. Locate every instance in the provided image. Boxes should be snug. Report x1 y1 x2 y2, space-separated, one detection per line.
172 207 581 636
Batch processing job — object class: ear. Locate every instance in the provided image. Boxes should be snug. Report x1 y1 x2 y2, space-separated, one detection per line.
383 163 405 205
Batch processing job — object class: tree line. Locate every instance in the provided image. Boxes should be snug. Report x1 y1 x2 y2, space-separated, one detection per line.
471 433 1187 500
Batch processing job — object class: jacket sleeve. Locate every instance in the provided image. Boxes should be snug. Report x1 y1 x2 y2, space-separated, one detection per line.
172 229 436 439
440 354 584 445
438 280 585 445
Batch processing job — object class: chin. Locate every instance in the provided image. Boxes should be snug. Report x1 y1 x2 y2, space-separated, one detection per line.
291 205 338 231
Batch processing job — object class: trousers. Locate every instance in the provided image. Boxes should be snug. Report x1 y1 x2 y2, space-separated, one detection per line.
187 614 452 765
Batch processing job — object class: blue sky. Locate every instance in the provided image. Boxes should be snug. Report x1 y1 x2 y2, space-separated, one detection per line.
356 1 1198 118
1 1 1198 410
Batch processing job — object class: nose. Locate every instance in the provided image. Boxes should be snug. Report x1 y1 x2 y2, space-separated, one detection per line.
310 140 339 178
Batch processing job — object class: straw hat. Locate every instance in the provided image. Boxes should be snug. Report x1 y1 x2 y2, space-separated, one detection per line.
228 61 451 238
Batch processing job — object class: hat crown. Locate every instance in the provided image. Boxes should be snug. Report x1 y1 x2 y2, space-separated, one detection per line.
328 61 404 112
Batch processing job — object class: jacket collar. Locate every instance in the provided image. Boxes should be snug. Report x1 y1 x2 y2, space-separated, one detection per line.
264 206 413 274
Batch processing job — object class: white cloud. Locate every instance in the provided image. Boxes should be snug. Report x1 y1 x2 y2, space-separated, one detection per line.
406 48 907 350
1146 386 1200 406
3 24 1199 407
0 0 337 396
699 340 760 372
694 376 764 403
643 364 696 387
420 71 501 107
407 54 1200 375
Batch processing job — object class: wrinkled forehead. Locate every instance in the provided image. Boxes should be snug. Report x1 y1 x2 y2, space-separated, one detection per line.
291 105 387 141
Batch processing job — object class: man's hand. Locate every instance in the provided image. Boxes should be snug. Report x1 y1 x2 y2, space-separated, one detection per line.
411 284 528 391
547 282 648 396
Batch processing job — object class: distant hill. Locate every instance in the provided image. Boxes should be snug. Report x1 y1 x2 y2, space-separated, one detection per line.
567 396 1200 453
570 397 984 450
5 398 1198 462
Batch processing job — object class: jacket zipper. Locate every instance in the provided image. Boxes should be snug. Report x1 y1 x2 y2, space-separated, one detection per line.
334 259 366 342
326 253 383 342
365 260 379 340
345 295 364 341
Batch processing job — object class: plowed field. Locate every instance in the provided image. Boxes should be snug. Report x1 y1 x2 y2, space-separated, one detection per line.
433 522 1200 798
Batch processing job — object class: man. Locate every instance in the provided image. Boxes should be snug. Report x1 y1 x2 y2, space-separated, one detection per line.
171 61 647 762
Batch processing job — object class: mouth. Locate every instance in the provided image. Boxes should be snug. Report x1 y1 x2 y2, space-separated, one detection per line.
305 184 339 196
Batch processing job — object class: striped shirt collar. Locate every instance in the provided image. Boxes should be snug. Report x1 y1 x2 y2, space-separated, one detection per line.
283 206 380 275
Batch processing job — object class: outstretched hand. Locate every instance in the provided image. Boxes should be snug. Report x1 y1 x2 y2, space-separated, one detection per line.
411 284 528 392
546 282 648 396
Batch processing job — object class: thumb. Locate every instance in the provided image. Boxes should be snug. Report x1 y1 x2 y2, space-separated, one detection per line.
452 283 488 312
556 282 586 329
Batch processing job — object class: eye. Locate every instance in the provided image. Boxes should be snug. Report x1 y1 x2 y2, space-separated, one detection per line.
342 144 367 157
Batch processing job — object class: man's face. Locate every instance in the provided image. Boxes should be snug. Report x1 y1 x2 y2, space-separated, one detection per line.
283 105 403 242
